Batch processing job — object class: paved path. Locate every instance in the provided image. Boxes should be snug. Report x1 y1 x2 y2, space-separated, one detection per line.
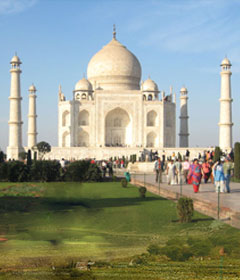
132 173 240 213
114 169 240 228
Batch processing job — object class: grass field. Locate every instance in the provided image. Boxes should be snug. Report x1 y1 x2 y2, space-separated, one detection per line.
0 181 240 279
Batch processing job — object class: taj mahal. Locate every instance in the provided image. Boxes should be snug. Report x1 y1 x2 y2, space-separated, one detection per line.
6 28 233 160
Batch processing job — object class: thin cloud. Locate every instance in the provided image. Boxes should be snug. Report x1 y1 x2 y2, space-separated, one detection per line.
125 0 240 55
0 0 37 15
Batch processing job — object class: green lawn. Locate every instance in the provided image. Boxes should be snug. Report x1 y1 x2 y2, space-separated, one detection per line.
0 181 240 279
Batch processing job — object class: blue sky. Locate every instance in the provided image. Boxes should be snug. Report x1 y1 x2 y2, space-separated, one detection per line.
0 0 240 151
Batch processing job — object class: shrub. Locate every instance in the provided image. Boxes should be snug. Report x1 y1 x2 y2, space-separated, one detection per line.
139 186 147 198
121 178 128 188
6 161 29 182
30 160 61 182
0 151 5 163
177 197 194 223
0 162 8 181
147 244 161 255
85 163 102 182
234 142 240 180
161 244 193 261
19 151 27 160
187 237 212 257
213 146 222 162
65 160 102 182
112 175 117 182
65 160 90 181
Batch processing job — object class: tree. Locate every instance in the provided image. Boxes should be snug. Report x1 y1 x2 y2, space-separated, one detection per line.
27 149 32 166
177 197 194 223
36 141 51 159
19 151 27 160
234 142 240 180
213 146 222 162
0 151 5 163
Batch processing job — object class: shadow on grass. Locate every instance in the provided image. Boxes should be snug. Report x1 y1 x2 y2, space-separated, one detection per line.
171 217 214 223
0 195 164 213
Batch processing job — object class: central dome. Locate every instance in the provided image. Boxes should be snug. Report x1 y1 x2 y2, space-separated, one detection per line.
87 37 142 90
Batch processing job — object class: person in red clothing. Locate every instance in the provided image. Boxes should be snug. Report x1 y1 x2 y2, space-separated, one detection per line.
187 159 202 193
202 160 211 183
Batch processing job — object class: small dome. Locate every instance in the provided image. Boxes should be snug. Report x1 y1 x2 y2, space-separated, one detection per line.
10 55 21 64
221 57 231 66
180 87 188 93
142 78 159 92
75 77 93 91
29 84 37 92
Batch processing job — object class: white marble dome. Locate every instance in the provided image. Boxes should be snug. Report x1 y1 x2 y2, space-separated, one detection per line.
87 38 142 90
75 77 93 92
142 78 159 92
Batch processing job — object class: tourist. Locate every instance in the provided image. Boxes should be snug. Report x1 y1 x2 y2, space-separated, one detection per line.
101 160 107 178
208 159 214 183
202 160 211 183
166 159 176 185
187 159 202 193
175 159 182 184
120 159 124 168
223 157 234 193
154 157 162 183
182 158 190 184
107 160 113 177
60 158 66 169
213 159 226 193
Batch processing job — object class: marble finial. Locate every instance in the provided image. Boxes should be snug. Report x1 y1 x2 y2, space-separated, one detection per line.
113 24 116 39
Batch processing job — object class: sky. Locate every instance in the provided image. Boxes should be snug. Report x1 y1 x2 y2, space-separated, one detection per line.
0 0 240 151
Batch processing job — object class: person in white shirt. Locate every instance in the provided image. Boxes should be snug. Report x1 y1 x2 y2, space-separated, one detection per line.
182 158 190 184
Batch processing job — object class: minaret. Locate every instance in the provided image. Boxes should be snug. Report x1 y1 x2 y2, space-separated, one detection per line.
7 54 24 160
28 84 37 149
219 57 233 150
179 87 189 147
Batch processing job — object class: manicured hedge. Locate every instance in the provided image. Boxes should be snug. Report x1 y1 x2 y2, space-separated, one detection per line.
30 160 61 182
65 160 102 182
0 160 102 182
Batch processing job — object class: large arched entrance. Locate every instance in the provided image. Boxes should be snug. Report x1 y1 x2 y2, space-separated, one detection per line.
105 108 132 147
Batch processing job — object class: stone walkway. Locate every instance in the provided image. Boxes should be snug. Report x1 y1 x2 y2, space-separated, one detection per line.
127 172 240 229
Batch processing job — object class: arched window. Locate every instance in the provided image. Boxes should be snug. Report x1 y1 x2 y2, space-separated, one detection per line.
78 130 89 147
62 111 70 127
81 93 87 100
143 95 146 101
147 132 157 148
75 93 80 100
79 110 89 126
147 110 157 127
148 94 153 101
62 131 70 147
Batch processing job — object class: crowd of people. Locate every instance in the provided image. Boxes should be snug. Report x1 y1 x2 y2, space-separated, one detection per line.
154 155 234 193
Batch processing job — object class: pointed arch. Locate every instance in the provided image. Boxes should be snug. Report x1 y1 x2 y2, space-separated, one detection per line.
147 110 157 126
79 110 89 126
146 131 157 148
105 107 132 146
62 131 70 147
78 130 89 147
62 110 70 127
